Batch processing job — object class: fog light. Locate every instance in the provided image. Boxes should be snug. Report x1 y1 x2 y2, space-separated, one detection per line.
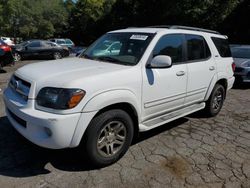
44 127 52 137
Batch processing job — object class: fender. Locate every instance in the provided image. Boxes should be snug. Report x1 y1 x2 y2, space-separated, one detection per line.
204 72 228 101
70 89 141 147
82 89 141 116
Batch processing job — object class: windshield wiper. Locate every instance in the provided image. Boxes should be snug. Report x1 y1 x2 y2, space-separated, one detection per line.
96 56 121 62
96 56 132 66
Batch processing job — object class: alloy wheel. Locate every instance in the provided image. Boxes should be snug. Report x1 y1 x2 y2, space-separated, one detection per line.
97 121 127 157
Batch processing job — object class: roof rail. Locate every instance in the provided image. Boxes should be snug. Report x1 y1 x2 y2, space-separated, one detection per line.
147 25 220 34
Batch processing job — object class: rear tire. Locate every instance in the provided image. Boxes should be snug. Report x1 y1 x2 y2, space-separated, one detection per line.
53 52 62 60
82 109 134 167
205 84 225 117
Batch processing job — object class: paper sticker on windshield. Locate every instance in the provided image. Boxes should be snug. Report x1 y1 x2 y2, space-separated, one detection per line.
130 35 148 40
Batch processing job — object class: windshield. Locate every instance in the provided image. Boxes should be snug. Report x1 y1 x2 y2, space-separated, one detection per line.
231 48 250 59
81 32 154 65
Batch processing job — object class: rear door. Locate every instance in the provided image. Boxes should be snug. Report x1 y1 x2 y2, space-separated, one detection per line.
184 34 215 105
39 41 54 57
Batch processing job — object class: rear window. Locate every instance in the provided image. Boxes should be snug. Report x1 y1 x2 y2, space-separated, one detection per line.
211 37 231 57
186 34 211 61
231 48 250 59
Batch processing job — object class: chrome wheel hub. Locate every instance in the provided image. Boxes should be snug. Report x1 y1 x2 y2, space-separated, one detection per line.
212 90 223 111
97 121 126 157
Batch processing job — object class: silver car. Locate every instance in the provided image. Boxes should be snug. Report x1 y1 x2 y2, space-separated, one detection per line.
231 45 250 83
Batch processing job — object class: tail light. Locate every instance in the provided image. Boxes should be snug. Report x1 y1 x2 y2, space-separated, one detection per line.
232 62 236 72
0 45 11 52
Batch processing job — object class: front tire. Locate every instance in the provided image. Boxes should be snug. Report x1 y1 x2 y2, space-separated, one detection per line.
83 109 134 167
205 84 225 117
13 52 21 61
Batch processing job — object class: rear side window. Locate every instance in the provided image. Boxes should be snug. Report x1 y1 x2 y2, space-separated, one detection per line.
153 34 184 63
211 37 231 57
28 41 41 47
185 34 211 61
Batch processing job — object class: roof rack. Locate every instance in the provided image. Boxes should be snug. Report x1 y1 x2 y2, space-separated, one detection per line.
147 25 220 34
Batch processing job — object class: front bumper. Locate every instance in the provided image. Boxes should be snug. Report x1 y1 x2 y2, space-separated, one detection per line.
3 87 85 149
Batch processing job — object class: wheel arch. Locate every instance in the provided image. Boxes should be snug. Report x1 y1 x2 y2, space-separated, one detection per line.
70 90 141 147
205 75 228 101
93 102 139 142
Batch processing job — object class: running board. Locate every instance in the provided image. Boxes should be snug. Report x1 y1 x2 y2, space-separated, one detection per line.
139 102 205 131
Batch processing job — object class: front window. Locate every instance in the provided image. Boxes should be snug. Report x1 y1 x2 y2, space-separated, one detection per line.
65 39 73 44
57 40 66 45
81 32 154 65
153 34 184 64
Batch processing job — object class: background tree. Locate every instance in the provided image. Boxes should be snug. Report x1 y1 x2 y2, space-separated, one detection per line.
0 0 249 45
0 0 68 39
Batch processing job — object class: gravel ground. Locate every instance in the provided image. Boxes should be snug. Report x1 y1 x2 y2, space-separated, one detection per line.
0 60 250 188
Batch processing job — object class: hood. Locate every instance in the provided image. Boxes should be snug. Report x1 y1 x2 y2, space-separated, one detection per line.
15 57 130 85
233 58 250 67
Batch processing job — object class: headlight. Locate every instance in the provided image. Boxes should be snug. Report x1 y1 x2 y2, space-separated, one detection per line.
36 87 85 110
242 61 250 68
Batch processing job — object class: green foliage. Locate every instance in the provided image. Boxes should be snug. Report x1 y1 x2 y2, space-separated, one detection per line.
0 0 68 39
68 0 116 44
0 0 248 44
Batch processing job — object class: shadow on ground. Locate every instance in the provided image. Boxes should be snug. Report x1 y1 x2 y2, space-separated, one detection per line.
232 82 250 90
0 69 7 74
0 115 188 178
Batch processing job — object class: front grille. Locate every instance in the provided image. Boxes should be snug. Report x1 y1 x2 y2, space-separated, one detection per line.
7 109 27 128
9 75 31 101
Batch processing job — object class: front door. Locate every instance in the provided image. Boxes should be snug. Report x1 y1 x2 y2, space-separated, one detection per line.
142 34 187 121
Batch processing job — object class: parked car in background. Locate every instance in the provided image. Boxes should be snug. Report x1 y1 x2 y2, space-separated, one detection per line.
92 41 122 56
49 38 75 49
231 45 250 83
0 39 14 69
12 40 70 61
0 37 15 46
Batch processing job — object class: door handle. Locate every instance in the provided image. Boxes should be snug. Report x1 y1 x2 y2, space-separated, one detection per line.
176 71 185 76
209 66 215 71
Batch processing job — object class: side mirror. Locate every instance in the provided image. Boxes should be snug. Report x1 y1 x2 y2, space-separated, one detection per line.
146 55 172 69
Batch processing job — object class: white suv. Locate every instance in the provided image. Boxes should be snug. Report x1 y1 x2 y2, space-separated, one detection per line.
3 26 235 167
